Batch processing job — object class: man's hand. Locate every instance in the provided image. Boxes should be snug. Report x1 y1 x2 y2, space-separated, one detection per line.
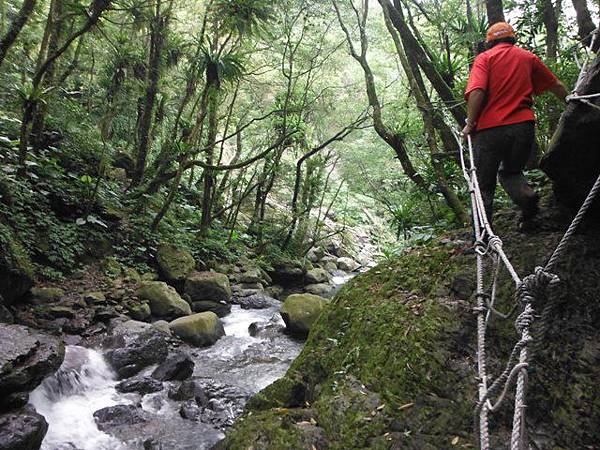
462 122 475 137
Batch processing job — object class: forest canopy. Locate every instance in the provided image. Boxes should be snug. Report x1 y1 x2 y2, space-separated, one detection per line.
0 0 596 278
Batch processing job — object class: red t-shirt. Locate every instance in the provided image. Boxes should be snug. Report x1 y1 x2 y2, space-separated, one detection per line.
465 43 558 131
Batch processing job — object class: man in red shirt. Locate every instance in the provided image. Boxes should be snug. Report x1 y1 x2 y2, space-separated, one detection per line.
463 22 568 227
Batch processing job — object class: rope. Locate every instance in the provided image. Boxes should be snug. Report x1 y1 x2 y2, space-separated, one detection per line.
453 27 600 449
456 131 560 450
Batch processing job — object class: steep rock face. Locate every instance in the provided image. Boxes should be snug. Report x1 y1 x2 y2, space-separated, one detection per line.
216 210 600 449
0 324 65 409
541 53 600 213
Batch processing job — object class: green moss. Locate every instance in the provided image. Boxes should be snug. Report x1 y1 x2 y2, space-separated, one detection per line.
221 214 600 449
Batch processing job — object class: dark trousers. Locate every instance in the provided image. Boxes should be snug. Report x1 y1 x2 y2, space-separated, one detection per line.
472 121 539 223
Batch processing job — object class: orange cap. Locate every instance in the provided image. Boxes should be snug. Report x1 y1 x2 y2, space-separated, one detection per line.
486 22 516 43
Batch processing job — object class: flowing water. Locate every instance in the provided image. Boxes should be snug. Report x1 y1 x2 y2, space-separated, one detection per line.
29 304 305 450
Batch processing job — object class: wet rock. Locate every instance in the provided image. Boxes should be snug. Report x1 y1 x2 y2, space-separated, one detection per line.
0 406 48 450
191 300 231 318
93 405 146 432
168 380 207 405
179 400 201 421
127 302 151 321
46 305 75 319
0 324 64 408
136 281 191 319
280 294 329 336
29 287 64 305
156 244 195 288
151 352 194 381
248 320 285 339
237 293 279 310
0 226 34 305
184 272 232 303
336 257 359 272
116 377 163 395
305 268 329 284
304 283 334 298
324 261 338 273
105 330 168 379
169 312 225 347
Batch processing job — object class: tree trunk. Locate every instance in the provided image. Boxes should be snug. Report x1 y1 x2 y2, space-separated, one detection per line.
571 0 598 50
387 0 466 125
199 82 220 235
485 0 505 25
0 0 37 69
382 0 468 224
31 0 64 150
17 0 111 173
132 0 166 186
542 0 561 135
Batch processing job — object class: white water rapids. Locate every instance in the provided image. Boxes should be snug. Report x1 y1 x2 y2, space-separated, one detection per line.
29 304 305 450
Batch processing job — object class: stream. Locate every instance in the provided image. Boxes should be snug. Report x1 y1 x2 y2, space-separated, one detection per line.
29 275 354 450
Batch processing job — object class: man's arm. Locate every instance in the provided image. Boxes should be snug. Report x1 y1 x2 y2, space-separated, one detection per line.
548 80 568 102
462 88 486 135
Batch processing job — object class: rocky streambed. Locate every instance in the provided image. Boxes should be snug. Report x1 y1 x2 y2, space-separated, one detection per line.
0 243 361 450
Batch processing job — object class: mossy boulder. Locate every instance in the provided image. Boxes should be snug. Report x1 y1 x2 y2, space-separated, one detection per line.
169 312 225 347
127 302 151 321
184 271 231 303
136 281 191 319
280 294 328 336
0 222 34 305
305 268 329 284
156 244 195 286
29 287 64 304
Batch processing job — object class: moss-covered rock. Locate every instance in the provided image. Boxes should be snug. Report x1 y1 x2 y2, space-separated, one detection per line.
0 221 34 305
29 287 64 304
218 209 600 449
169 312 225 346
127 302 151 321
156 243 195 286
184 271 231 303
136 281 191 319
280 294 328 336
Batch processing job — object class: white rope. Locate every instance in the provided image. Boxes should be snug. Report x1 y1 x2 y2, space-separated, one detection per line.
451 24 600 450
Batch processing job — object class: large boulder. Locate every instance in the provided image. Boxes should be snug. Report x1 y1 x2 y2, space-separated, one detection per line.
0 406 48 450
93 405 146 432
305 268 329 284
304 283 334 298
105 330 168 379
136 281 191 319
0 223 34 305
116 377 163 395
0 324 64 409
184 272 231 303
156 244 195 287
280 294 328 336
541 53 600 214
151 352 194 381
169 312 225 347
